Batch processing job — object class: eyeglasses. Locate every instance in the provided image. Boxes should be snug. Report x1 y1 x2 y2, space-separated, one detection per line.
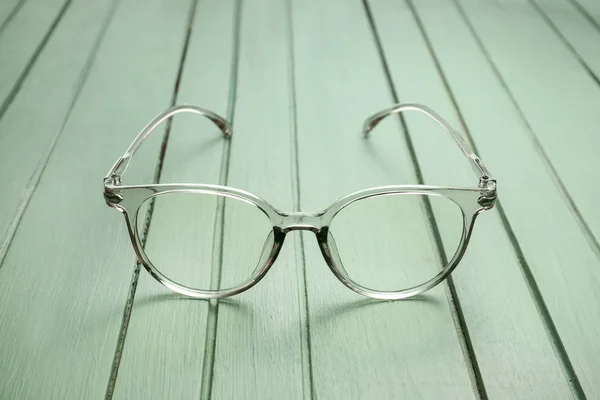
104 103 496 300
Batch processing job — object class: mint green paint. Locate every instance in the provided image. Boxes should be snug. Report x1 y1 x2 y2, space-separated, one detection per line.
532 0 600 79
0 0 194 397
112 1 233 398
0 0 67 106
457 0 600 395
211 0 306 398
0 0 115 253
370 0 574 396
290 0 475 397
0 0 599 398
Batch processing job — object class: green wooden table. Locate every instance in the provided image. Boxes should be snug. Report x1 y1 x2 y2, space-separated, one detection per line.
1 0 599 398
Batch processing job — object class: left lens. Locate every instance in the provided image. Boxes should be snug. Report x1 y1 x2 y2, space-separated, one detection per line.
138 191 274 291
327 193 464 292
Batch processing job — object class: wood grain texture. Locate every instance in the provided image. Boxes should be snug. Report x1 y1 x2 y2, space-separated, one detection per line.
455 0 600 396
0 0 193 397
568 0 600 27
369 0 574 397
111 1 235 398
531 0 600 80
0 0 115 260
290 0 475 398
0 0 68 111
211 0 305 398
457 0 600 241
0 0 21 19
0 0 23 34
1 0 599 398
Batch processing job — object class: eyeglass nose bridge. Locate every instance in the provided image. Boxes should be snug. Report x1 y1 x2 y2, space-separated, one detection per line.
277 211 326 233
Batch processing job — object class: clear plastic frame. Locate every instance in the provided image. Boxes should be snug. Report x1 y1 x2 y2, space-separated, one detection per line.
104 104 497 300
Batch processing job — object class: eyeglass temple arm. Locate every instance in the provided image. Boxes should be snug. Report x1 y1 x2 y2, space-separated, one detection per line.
362 103 494 186
105 105 232 185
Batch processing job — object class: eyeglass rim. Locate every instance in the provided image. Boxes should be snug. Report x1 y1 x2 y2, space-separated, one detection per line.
106 182 488 300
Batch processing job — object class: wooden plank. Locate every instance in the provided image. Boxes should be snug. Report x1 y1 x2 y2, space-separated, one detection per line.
211 0 305 398
290 0 475 398
531 0 600 80
0 0 193 398
0 0 21 20
368 0 575 396
0 0 23 35
113 4 307 399
0 0 116 262
0 0 70 115
567 0 600 28
456 0 600 241
110 1 235 398
453 0 600 396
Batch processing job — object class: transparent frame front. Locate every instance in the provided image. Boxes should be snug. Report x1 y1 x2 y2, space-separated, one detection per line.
104 103 497 300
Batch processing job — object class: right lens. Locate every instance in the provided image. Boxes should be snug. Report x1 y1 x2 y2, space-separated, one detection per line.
328 193 464 292
137 191 274 291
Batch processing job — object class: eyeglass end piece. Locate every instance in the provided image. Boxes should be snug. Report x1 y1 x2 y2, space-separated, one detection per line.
361 120 377 137
215 120 233 138
362 113 387 137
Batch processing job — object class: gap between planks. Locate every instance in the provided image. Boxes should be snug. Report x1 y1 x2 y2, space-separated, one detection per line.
2 0 595 397
285 0 316 397
527 0 600 87
565 0 600 35
197 1 241 399
0 0 121 268
406 0 589 396
521 0 600 260
452 0 600 272
362 1 487 398
0 0 74 122
0 0 27 37
105 0 201 397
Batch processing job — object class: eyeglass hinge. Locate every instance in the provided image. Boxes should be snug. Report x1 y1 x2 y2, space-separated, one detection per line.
105 174 121 186
103 176 123 205
478 176 497 208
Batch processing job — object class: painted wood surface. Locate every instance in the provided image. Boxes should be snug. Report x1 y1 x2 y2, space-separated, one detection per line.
456 0 600 396
1 0 600 398
0 0 116 261
291 1 475 398
568 0 600 28
532 0 600 80
0 0 70 116
112 1 231 398
369 0 573 397
0 0 194 397
210 1 306 398
0 0 23 34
